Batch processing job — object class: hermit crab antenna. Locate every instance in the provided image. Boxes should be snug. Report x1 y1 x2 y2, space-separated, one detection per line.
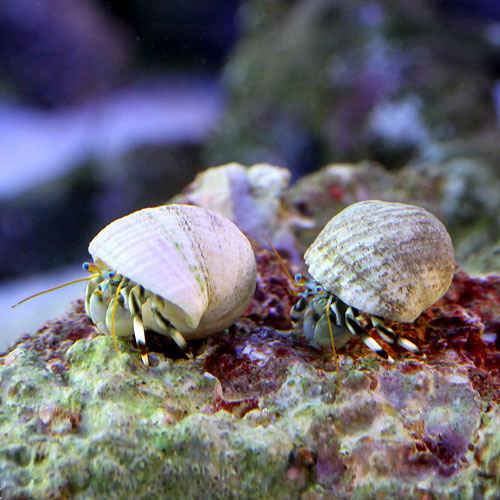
11 274 99 309
264 236 304 296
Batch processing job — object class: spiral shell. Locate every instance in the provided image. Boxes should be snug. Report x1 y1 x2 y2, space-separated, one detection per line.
304 200 455 322
88 204 256 338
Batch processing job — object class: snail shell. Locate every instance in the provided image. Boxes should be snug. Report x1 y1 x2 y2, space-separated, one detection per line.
88 204 256 338
304 200 455 322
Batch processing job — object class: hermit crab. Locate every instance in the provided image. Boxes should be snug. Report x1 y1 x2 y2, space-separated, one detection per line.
14 204 257 365
291 200 455 362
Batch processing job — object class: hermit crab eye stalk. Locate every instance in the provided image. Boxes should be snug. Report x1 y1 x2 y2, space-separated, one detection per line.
82 261 101 274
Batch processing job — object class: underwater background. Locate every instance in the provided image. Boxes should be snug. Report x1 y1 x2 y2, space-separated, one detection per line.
0 2 499 498
1 0 500 348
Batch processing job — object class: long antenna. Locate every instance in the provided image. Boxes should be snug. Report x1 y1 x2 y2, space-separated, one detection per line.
264 236 305 295
11 275 98 309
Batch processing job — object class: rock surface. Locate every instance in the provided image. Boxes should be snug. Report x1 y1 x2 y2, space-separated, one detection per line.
174 163 313 264
1 240 498 498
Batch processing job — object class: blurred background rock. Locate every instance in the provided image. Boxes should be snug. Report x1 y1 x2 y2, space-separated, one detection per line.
1 0 499 348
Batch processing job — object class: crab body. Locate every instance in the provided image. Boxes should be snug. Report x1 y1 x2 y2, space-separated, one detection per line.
83 204 257 364
293 200 455 361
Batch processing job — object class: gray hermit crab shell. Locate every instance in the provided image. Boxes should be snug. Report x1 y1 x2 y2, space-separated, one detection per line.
88 204 257 338
304 200 455 323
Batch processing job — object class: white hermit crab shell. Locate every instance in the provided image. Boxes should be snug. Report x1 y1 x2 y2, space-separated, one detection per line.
304 200 455 323
88 204 256 337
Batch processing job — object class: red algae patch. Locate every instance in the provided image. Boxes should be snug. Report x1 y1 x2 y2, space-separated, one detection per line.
245 245 298 330
421 272 499 400
203 321 319 398
347 271 500 401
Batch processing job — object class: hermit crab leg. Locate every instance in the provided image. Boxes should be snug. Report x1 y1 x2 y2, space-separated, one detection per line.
132 317 148 366
345 307 394 363
370 316 420 354
150 296 188 351
325 295 341 391
127 285 149 366
89 287 110 334
110 278 126 354
85 276 102 314
291 296 308 324
127 285 144 316
329 298 342 327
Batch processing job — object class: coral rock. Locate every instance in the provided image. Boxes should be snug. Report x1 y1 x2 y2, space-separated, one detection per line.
1 248 498 498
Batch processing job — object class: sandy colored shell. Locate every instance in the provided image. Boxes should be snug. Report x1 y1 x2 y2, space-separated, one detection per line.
305 200 455 322
88 204 256 337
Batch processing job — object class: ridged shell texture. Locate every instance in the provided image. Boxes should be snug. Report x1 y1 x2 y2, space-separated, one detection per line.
88 204 256 336
305 200 455 322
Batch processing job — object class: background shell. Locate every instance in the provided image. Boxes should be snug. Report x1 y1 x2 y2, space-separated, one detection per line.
177 162 313 265
305 200 455 322
88 204 256 336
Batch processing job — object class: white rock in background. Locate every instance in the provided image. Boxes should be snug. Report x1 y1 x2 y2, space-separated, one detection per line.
178 163 313 262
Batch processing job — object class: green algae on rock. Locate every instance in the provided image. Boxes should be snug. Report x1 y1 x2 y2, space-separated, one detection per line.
1 331 498 498
1 242 499 498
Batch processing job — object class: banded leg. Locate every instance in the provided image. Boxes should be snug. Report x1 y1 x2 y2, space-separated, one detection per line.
151 296 187 350
345 307 394 363
370 316 420 354
291 296 308 324
329 298 342 327
127 285 149 366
